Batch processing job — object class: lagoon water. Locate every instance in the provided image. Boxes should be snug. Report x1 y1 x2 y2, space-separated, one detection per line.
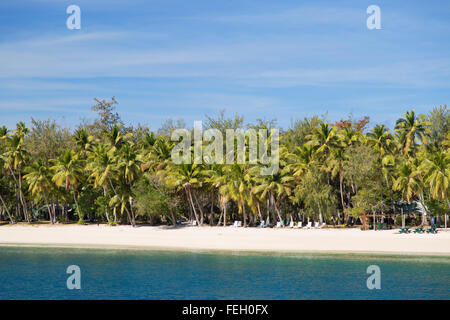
0 246 448 299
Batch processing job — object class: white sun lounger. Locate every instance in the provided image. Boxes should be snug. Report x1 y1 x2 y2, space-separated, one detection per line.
314 221 320 228
275 221 282 228
232 221 242 227
288 221 294 228
303 221 312 229
294 221 302 228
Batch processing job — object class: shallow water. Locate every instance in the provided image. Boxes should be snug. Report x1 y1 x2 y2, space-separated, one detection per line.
0 246 448 299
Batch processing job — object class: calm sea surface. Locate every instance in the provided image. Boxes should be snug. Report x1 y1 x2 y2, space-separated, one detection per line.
0 246 448 299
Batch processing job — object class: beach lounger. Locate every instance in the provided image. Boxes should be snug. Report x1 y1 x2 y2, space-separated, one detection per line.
232 221 242 227
289 221 294 228
413 227 425 233
426 225 438 234
259 221 265 228
275 221 282 228
294 221 302 228
314 222 320 228
319 222 326 229
192 220 197 226
264 220 270 228
303 221 312 229
399 227 410 234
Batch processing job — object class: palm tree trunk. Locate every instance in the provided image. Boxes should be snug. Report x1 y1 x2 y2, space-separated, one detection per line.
242 200 247 227
18 170 29 223
72 189 82 221
257 202 262 222
223 200 227 226
42 191 53 224
193 191 204 225
339 170 345 212
186 188 200 225
419 192 428 226
129 196 136 227
273 202 283 225
103 187 110 223
0 194 15 224
270 193 282 223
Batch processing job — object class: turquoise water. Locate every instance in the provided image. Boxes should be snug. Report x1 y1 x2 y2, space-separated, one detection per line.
0 246 448 299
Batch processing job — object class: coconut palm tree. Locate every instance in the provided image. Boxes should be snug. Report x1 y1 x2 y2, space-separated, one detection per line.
392 159 428 225
165 163 204 225
306 122 338 157
24 159 55 223
420 151 450 209
327 147 347 212
87 143 117 222
51 150 84 221
367 124 396 211
288 144 315 177
395 110 431 157
73 127 93 158
252 161 293 225
2 124 30 222
223 164 252 227
116 142 142 226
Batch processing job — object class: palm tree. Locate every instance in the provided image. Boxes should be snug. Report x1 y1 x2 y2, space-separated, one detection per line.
252 161 293 225
73 127 93 158
116 142 142 226
367 124 395 211
288 144 315 177
223 164 252 227
327 147 347 212
2 124 30 222
165 163 205 225
307 122 338 158
87 143 117 222
392 159 428 225
395 110 431 157
24 159 55 223
51 150 84 221
420 151 450 209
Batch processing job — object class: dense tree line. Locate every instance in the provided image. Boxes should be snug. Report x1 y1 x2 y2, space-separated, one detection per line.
0 99 448 229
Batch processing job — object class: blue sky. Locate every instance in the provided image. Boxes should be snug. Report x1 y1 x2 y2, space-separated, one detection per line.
1 0 449 130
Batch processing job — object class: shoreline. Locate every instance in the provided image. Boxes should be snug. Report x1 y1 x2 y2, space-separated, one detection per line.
0 224 449 257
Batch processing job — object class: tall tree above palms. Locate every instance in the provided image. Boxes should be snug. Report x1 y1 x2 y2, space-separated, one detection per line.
51 150 84 221
395 110 431 157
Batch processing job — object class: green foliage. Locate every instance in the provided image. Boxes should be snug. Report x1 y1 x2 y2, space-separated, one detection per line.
132 176 173 223
1 106 448 228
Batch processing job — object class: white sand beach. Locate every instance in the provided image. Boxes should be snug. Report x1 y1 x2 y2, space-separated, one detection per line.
0 224 449 255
